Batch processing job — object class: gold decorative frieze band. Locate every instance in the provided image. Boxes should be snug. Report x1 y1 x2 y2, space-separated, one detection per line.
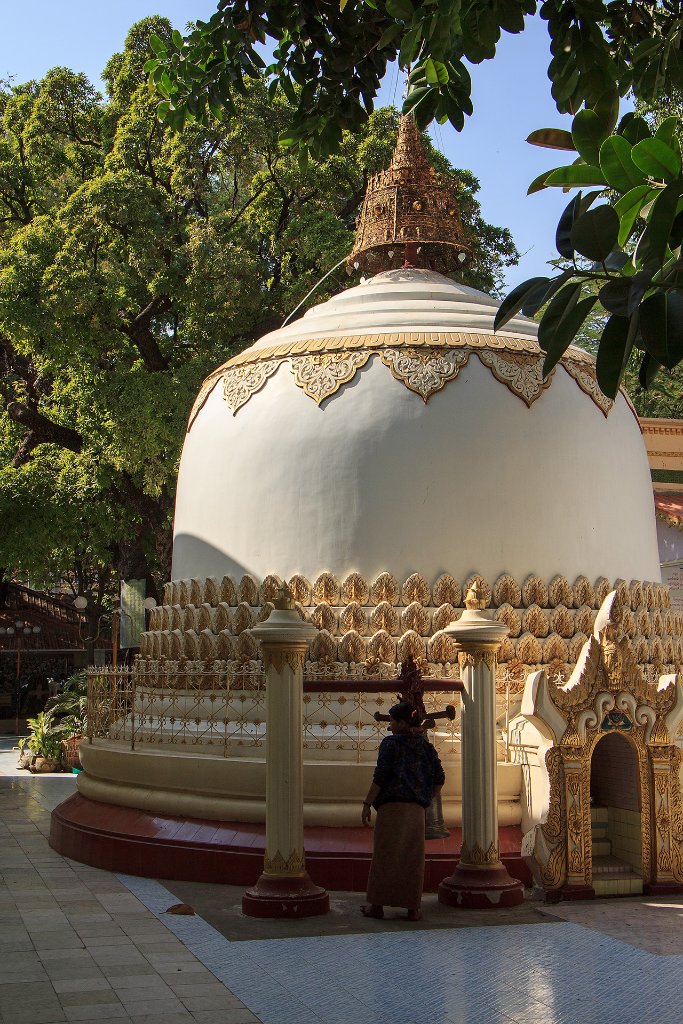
264 849 306 875
460 840 500 867
186 332 635 429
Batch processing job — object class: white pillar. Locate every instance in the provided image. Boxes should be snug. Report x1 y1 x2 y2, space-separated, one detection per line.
438 584 524 908
242 588 329 918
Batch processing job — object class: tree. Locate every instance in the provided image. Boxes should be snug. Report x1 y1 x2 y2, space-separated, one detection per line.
149 1 682 153
0 17 517 609
149 3 683 396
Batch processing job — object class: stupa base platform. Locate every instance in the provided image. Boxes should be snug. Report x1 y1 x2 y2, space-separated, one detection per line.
50 793 531 893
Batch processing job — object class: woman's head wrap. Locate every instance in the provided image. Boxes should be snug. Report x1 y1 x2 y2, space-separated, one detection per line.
389 702 420 724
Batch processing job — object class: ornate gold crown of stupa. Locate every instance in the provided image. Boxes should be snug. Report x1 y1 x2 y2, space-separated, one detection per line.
347 114 472 275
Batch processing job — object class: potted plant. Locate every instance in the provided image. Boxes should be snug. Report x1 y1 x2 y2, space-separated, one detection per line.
24 710 65 772
46 672 88 770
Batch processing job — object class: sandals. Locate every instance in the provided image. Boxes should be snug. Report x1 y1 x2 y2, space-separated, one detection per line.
360 904 384 919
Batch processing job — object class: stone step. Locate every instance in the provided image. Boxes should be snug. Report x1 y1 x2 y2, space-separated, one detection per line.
593 871 643 897
591 805 609 823
593 855 633 876
591 839 612 857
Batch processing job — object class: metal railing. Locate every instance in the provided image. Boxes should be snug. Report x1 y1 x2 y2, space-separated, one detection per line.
86 662 463 760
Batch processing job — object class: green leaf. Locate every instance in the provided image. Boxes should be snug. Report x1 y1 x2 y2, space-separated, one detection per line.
592 88 620 137
596 315 632 399
599 136 644 192
386 0 414 18
527 169 551 195
544 164 605 188
556 193 581 259
526 128 576 151
599 280 631 317
521 271 573 316
424 59 448 84
614 185 656 246
655 116 681 152
172 29 184 49
619 113 652 145
639 179 683 268
399 26 422 67
149 33 167 57
639 292 683 369
632 138 682 181
639 352 661 389
494 277 550 332
377 23 402 49
540 290 597 376
572 109 604 166
570 205 619 262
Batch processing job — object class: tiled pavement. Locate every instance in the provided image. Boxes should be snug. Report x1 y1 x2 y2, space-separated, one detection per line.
3 736 683 1024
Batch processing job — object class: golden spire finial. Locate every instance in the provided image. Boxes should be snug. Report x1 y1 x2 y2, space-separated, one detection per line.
274 583 295 611
464 581 487 611
347 114 471 276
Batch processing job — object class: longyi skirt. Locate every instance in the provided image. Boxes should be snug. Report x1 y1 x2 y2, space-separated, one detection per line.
366 802 425 911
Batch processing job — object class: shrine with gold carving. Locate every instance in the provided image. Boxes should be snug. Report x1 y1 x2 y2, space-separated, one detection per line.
51 116 683 905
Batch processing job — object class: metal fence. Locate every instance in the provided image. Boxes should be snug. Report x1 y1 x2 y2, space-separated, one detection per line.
86 662 462 760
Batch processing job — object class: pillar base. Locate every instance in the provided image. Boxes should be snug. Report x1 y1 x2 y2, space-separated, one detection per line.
242 872 329 918
644 881 683 896
438 862 524 909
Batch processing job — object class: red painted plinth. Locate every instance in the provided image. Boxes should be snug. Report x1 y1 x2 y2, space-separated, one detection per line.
242 872 329 918
644 881 683 896
438 861 525 909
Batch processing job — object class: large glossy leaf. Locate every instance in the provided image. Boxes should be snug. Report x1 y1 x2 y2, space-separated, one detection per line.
639 292 683 369
556 194 581 258
386 0 414 19
638 180 683 268
632 138 682 181
570 205 619 262
494 277 550 332
544 164 605 188
527 169 552 195
599 136 644 192
618 113 652 145
540 292 597 377
596 314 632 398
526 128 576 151
521 271 572 316
614 184 656 246
639 352 661 389
572 109 605 166
599 280 631 316
592 88 620 137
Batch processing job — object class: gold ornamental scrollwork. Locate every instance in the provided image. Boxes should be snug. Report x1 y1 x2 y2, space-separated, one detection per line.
223 360 281 414
379 347 470 401
561 359 614 418
476 350 553 408
264 849 306 875
290 351 372 405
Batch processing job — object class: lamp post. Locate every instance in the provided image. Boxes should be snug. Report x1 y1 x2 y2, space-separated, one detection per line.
0 621 41 734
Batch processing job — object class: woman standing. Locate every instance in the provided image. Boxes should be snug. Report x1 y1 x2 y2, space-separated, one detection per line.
361 701 445 921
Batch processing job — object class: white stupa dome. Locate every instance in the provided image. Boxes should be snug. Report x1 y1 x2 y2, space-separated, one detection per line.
173 267 659 589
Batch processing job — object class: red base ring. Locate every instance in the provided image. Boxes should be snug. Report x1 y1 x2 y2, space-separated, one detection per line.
438 862 525 909
242 872 330 918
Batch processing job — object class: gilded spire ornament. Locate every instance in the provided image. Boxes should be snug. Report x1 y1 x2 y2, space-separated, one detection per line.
348 114 471 276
